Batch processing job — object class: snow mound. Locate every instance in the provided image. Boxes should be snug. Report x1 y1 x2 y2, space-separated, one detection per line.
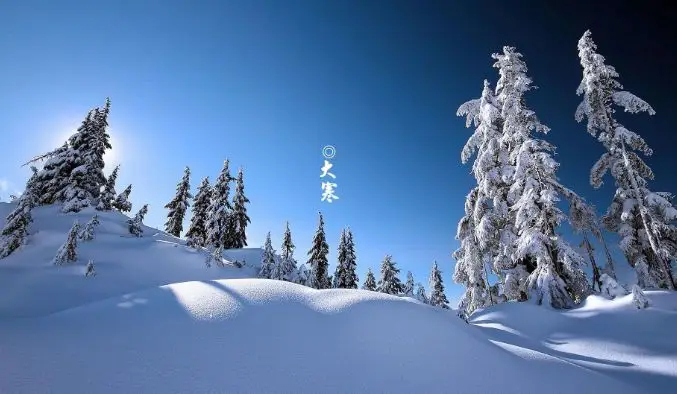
0 279 642 394
471 291 677 393
0 202 263 317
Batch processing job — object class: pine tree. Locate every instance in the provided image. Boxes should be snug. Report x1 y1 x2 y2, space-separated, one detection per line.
274 221 297 281
85 260 96 277
53 220 80 265
207 160 233 249
296 263 310 286
231 167 251 248
96 165 119 211
493 46 590 308
61 111 102 213
429 261 450 308
128 204 148 237
377 255 402 295
343 227 358 288
415 283 429 304
632 284 649 309
259 232 276 279
186 177 212 248
78 214 100 241
31 142 73 205
334 228 348 288
0 167 39 258
402 271 415 297
362 268 376 291
307 212 330 289
576 30 676 290
164 166 193 237
212 245 225 267
112 184 132 212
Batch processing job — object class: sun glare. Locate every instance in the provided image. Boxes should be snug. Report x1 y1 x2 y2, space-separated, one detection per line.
47 122 122 173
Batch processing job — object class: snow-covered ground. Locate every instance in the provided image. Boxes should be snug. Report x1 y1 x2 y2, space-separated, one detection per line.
0 202 675 393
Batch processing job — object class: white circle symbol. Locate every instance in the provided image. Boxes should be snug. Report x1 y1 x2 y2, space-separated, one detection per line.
322 145 336 159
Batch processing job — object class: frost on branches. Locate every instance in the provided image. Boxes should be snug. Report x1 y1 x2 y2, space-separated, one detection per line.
377 255 402 295
576 30 676 290
78 215 100 241
231 168 251 249
164 166 193 237
96 165 119 211
185 177 212 248
53 220 80 265
0 167 38 259
415 283 428 304
272 222 297 281
428 262 450 308
402 271 415 297
128 204 148 237
207 160 233 249
333 227 358 289
600 273 627 299
306 212 330 289
259 232 277 279
112 184 133 213
362 268 376 291
492 46 590 308
631 284 649 309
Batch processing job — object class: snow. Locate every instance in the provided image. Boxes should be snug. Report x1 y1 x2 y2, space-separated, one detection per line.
1 201 675 393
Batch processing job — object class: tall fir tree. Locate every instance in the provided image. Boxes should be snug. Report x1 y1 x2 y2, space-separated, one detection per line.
494 46 589 308
112 184 132 212
429 261 450 309
576 30 676 290
31 142 72 205
53 220 80 265
78 214 100 241
306 212 330 289
259 232 276 279
273 221 297 281
96 165 119 211
334 228 349 288
415 283 429 304
231 167 251 248
342 227 358 288
0 167 39 258
186 177 212 248
403 271 415 297
128 204 149 237
164 167 193 237
207 160 233 249
377 255 402 295
362 268 376 291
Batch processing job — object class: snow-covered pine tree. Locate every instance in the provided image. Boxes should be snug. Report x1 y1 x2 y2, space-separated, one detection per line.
164 166 192 237
632 284 649 309
429 261 450 308
377 255 402 295
415 283 429 304
307 212 330 289
576 30 676 290
231 167 251 248
207 160 233 249
31 142 73 205
96 165 119 211
362 268 376 291
274 221 297 281
0 167 39 258
402 271 415 297
259 232 276 279
186 177 212 248
128 204 148 237
333 228 348 288
343 227 358 288
78 214 100 241
53 220 80 265
600 273 627 299
85 260 96 277
493 46 590 308
112 184 132 212
212 245 225 267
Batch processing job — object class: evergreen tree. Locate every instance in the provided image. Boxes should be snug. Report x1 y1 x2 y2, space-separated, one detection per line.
0 167 39 259
53 220 80 265
429 261 450 308
259 232 276 279
307 212 330 289
632 284 649 309
85 260 96 277
377 255 402 295
415 283 429 304
362 268 376 291
207 160 233 249
32 142 73 205
96 165 119 211
576 30 676 290
334 228 348 288
128 204 148 237
164 166 193 237
343 227 358 288
212 245 225 267
186 177 212 248
112 184 132 212
78 215 100 241
274 221 297 281
295 263 310 286
231 167 251 248
403 271 415 297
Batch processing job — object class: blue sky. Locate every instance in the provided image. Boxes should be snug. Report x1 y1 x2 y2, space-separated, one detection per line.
1 1 675 305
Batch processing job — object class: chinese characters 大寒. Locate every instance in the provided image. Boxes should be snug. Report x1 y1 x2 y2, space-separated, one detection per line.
320 145 338 203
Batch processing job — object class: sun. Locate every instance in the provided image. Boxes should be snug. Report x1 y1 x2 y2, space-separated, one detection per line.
47 122 122 172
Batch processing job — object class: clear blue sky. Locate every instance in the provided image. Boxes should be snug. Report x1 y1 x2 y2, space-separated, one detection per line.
1 1 675 305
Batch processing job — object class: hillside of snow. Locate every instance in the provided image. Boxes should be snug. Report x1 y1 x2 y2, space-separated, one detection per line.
0 201 676 393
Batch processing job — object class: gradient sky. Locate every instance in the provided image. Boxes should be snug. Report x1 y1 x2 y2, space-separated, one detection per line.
1 0 675 305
